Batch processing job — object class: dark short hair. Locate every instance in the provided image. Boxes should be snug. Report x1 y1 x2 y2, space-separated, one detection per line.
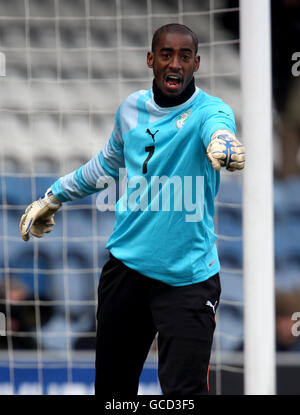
151 23 198 54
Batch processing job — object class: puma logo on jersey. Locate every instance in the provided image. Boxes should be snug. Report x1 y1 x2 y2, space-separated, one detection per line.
146 128 159 142
206 300 218 314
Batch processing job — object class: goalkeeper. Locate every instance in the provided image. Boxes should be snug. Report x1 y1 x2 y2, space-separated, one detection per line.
19 23 245 395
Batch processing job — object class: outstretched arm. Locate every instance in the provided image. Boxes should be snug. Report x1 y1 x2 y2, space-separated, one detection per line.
20 110 125 241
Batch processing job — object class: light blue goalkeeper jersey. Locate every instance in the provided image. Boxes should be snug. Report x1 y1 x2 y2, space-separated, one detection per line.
51 87 236 286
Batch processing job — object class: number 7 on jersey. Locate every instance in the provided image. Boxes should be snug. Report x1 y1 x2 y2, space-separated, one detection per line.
143 145 155 174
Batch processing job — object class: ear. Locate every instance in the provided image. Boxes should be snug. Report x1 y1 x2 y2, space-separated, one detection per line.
194 55 200 72
147 51 154 68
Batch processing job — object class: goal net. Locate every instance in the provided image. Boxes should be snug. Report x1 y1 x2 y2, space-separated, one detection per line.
0 0 243 395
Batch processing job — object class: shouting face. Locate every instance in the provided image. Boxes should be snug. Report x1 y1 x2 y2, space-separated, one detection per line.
147 31 200 97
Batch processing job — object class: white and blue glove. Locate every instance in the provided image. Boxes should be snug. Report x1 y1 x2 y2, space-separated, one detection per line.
207 130 245 172
19 188 61 241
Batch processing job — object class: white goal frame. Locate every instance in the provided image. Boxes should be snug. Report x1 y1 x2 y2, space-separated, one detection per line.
240 0 276 395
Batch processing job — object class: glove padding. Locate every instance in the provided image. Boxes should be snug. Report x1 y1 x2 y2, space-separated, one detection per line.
207 130 245 172
19 188 61 241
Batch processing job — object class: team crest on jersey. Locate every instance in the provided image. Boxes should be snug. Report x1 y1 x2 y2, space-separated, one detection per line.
176 109 192 129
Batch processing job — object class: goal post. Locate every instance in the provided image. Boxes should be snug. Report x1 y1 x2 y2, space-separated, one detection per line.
240 0 276 395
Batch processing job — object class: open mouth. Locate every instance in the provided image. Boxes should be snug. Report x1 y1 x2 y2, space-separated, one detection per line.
164 74 183 91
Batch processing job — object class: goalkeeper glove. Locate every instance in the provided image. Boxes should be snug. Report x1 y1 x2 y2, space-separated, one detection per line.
207 130 245 172
19 188 61 241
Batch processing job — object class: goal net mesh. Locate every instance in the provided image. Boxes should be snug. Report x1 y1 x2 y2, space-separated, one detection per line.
0 0 243 394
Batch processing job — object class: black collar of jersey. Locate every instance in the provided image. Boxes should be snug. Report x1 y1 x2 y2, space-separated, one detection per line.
152 77 196 108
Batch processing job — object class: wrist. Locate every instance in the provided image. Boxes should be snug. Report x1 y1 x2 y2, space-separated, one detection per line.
43 188 61 209
211 129 236 142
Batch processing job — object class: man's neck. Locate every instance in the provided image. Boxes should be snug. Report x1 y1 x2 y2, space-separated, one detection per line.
152 78 196 108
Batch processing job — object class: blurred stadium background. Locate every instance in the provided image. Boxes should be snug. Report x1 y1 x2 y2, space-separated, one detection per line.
0 0 299 395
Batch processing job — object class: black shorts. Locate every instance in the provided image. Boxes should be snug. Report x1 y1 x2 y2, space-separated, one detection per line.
95 254 221 396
